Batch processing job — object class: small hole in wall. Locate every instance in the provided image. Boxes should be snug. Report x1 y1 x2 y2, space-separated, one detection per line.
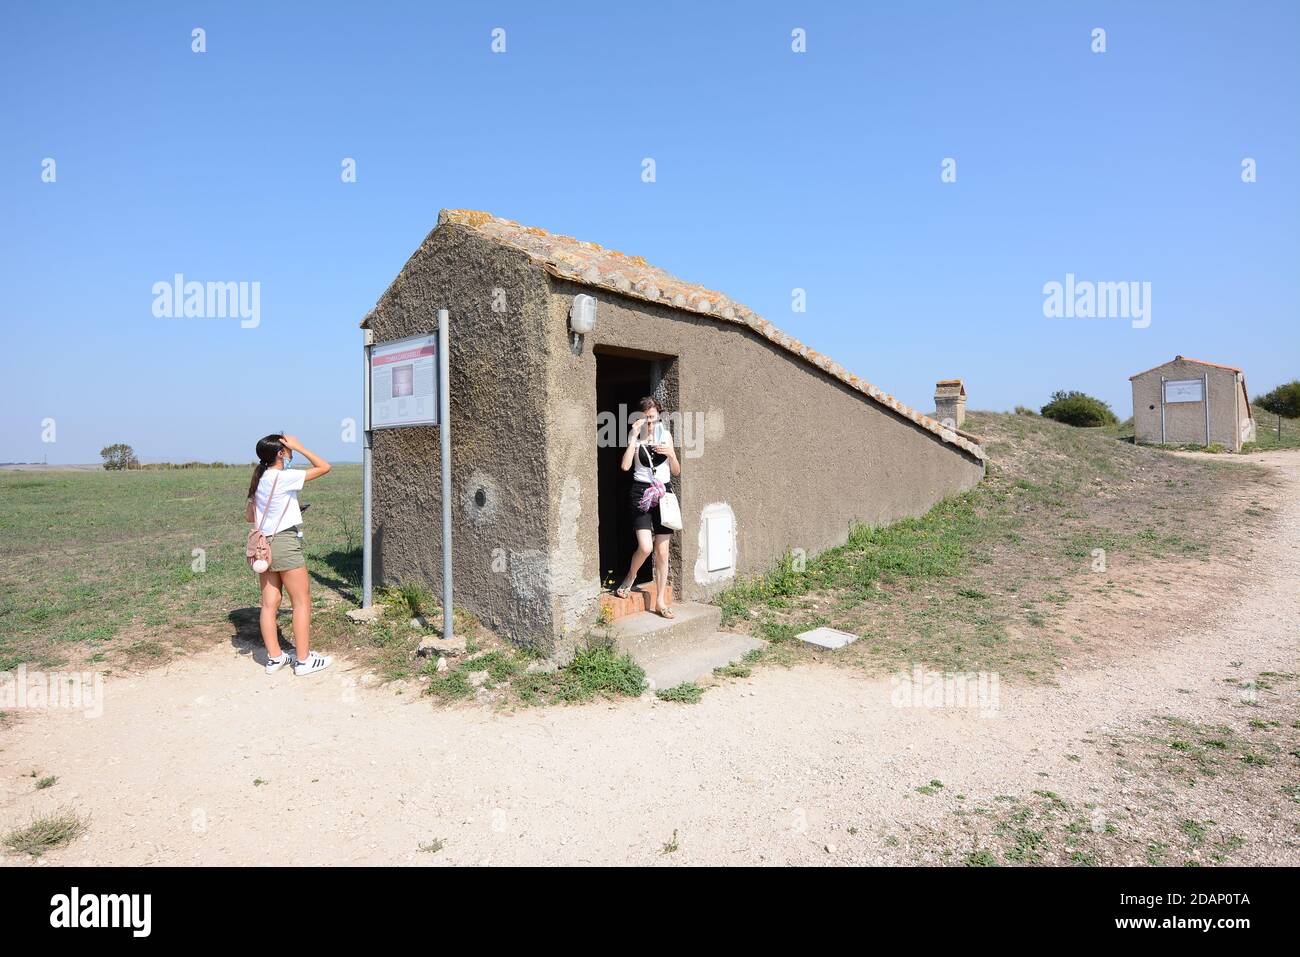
462 473 499 526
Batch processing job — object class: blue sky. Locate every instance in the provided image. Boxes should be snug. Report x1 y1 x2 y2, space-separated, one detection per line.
2 1 1296 463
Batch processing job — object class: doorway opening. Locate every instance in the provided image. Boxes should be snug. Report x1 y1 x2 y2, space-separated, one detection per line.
595 348 679 596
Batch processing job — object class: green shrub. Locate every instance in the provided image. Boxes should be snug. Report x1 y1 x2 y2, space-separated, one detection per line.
1040 391 1118 428
1255 380 1300 419
1013 406 1038 416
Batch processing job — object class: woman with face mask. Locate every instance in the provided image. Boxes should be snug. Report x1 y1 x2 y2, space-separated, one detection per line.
244 433 333 676
612 397 681 617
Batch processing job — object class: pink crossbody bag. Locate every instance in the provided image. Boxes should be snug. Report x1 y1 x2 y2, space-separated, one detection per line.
245 472 287 573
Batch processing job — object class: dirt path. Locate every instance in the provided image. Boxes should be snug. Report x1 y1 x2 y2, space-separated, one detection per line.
3 453 1297 866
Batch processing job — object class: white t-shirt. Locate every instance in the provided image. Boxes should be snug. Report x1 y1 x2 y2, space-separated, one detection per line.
631 442 671 485
252 467 305 535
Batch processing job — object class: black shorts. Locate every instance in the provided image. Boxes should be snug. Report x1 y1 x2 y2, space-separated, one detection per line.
629 481 675 536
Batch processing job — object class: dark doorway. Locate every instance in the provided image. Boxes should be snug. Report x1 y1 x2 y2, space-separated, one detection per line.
596 350 667 591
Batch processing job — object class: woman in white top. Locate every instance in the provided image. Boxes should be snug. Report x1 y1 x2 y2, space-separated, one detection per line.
613 397 681 618
244 434 333 676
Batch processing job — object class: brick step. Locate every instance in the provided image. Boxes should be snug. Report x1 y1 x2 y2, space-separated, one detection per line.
599 583 672 622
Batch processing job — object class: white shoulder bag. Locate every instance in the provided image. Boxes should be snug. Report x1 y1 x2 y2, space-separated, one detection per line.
658 489 683 531
641 443 683 531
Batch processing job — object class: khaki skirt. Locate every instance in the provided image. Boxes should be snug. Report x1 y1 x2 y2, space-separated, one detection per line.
269 526 306 572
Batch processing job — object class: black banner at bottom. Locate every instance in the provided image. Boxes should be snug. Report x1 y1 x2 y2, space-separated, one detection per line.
0 865 1290 942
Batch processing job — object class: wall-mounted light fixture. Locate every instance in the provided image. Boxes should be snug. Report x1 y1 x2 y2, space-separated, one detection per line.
569 293 596 352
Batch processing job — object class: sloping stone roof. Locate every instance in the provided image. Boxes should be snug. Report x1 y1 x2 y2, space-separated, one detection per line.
365 209 985 461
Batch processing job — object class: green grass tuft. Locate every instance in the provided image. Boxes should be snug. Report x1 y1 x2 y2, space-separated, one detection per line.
655 682 704 704
3 809 88 858
553 642 647 702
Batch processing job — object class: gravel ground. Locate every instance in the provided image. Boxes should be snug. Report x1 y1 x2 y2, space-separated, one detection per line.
2 452 1296 866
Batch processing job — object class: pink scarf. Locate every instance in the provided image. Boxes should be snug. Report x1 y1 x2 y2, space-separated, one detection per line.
636 441 666 511
637 479 665 512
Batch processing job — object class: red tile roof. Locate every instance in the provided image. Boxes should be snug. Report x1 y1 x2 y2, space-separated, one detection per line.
1129 355 1243 379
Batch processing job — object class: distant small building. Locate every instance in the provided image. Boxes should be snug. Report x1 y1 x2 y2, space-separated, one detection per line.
934 379 966 428
1130 356 1256 452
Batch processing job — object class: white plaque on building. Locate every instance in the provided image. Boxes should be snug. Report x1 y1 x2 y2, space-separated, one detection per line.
1164 378 1204 404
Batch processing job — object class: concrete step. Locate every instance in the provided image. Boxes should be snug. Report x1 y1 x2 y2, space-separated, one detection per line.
608 600 720 649
607 602 766 689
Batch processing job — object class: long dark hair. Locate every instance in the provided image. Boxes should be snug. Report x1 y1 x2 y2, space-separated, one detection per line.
247 434 285 498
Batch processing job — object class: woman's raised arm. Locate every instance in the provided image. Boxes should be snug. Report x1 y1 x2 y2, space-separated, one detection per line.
281 434 331 481
621 420 644 472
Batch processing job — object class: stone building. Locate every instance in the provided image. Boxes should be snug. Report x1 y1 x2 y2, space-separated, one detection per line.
361 210 986 653
1130 356 1256 452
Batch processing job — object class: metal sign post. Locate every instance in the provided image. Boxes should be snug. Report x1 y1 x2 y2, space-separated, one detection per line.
360 319 452 640
362 330 374 608
1160 375 1166 444
437 308 453 641
1203 373 1211 446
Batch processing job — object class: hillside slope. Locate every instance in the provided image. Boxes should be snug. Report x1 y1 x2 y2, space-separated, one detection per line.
719 410 1282 681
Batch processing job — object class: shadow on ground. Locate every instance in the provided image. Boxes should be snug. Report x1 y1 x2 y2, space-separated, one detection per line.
310 548 361 605
226 607 292 666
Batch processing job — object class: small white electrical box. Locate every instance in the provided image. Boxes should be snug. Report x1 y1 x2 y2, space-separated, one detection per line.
705 513 734 572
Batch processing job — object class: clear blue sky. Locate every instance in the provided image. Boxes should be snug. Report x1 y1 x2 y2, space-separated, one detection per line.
2 1 1296 463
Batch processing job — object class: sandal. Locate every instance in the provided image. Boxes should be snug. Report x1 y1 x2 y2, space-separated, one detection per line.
656 605 675 619
613 584 632 599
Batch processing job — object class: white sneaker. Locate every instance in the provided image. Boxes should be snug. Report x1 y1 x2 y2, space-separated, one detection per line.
294 651 333 677
266 652 291 675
